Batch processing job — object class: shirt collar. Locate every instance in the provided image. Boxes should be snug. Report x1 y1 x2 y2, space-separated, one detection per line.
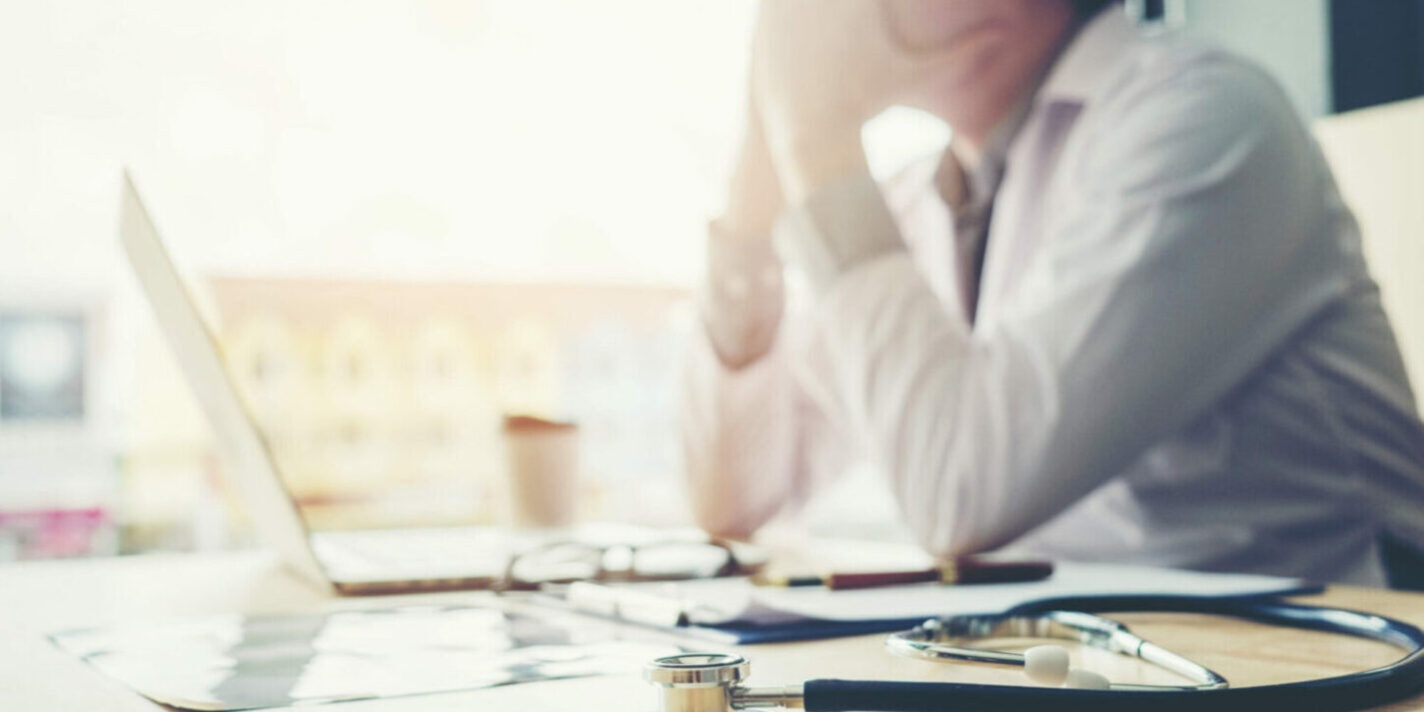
938 8 1139 209
1038 7 1141 105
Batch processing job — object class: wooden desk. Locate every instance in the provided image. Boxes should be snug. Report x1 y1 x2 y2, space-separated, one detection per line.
4 551 1424 710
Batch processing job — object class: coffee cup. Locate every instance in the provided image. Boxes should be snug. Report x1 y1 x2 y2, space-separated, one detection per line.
501 414 579 528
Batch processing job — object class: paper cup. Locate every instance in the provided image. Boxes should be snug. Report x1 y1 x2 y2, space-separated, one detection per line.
501 415 579 528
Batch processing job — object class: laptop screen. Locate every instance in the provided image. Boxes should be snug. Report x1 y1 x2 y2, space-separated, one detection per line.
119 171 331 589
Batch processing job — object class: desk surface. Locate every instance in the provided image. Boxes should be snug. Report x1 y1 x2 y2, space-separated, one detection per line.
4 550 1424 711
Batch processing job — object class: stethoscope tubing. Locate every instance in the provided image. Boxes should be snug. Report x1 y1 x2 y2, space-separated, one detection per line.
803 597 1424 712
803 665 1424 712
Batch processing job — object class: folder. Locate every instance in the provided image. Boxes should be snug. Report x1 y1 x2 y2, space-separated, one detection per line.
540 561 1322 644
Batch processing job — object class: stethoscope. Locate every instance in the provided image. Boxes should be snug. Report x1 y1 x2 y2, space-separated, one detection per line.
644 596 1424 712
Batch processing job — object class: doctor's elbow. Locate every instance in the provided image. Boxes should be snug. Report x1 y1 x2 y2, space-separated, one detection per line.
688 487 760 541
901 480 1026 560
683 454 778 541
914 519 998 560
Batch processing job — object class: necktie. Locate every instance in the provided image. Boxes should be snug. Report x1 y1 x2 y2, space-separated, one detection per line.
937 15 1084 325
941 146 1006 325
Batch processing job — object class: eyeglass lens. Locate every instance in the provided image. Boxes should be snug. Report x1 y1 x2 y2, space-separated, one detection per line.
507 542 734 585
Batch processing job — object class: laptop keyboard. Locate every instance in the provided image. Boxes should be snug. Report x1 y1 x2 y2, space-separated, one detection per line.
313 527 521 577
312 522 694 581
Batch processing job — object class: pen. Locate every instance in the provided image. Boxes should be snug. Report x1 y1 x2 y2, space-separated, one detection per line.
752 558 1053 590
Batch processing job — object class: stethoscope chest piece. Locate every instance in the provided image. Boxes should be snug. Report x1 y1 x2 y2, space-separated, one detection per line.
645 653 751 712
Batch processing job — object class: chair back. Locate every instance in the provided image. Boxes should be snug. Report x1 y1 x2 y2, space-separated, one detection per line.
1315 97 1424 416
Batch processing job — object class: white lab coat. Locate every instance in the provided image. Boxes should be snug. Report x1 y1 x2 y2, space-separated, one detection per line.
683 10 1424 585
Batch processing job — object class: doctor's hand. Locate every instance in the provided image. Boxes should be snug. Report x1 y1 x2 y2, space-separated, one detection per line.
751 0 957 204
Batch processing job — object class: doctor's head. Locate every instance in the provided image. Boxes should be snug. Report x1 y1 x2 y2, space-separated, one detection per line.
877 0 1117 141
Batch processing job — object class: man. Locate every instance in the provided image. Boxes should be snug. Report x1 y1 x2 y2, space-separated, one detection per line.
683 0 1424 585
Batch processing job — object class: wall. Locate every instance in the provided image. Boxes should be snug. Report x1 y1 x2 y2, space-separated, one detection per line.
1176 0 1333 119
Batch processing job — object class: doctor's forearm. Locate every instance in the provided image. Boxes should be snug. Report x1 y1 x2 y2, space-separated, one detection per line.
681 330 800 539
772 177 1044 556
681 212 802 538
793 257 1024 556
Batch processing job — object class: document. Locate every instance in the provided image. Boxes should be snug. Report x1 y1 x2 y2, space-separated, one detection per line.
552 560 1317 643
681 561 1310 623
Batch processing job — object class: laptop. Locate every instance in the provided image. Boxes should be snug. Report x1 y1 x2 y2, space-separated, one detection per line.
117 170 665 595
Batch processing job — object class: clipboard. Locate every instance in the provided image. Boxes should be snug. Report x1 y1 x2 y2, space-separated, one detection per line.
540 561 1324 644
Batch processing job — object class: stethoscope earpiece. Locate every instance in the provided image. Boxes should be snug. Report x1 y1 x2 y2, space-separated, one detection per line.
1061 668 1112 690
1022 644 1111 689
1024 645 1071 686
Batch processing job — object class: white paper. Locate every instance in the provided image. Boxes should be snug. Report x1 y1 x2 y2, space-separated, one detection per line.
626 562 1308 625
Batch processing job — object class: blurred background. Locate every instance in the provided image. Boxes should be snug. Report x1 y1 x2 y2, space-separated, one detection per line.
2 0 1421 561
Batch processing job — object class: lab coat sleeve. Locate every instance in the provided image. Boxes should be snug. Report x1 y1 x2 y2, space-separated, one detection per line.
682 225 831 539
682 328 801 539
786 61 1350 555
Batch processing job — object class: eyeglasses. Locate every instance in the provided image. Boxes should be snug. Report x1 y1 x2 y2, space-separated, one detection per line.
498 539 759 591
